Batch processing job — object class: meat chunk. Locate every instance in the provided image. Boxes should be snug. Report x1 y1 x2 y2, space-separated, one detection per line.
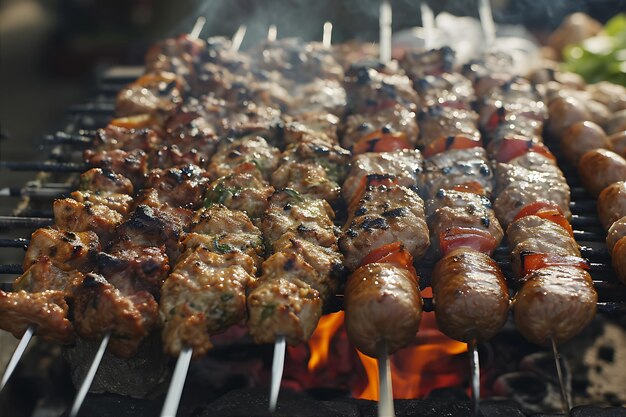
70 191 134 216
578 149 626 197
598 181 626 230
247 252 323 345
432 248 509 342
160 248 256 357
93 126 162 153
78 168 134 195
611 236 626 285
401 47 455 79
163 111 220 159
417 106 480 149
13 257 83 293
340 185 429 271
271 162 342 205
606 216 626 253
116 72 183 117
561 121 611 165
24 228 100 273
53 198 123 241
342 106 419 150
344 262 422 357
277 138 351 185
513 266 596 346
260 189 337 248
208 136 280 181
84 149 148 186
343 149 423 202
142 164 210 210
414 72 475 109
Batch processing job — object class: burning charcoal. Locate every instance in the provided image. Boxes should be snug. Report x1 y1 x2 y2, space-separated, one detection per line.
196 388 360 417
359 398 526 417
569 405 626 416
492 371 562 413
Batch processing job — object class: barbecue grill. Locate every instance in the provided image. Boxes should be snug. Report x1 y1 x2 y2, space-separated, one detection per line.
1 3 626 417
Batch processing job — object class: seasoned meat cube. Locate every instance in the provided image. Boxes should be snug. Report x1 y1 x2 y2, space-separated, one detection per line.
223 104 283 144
340 185 429 271
420 148 493 199
149 145 207 169
606 216 626 253
13 257 83 293
426 189 503 255
401 47 455 79
507 215 580 279
432 248 509 342
290 79 346 116
163 111 220 159
273 232 346 296
271 162 341 205
208 136 280 181
135 188 195 229
343 149 423 202
78 168 134 195
93 126 161 153
495 153 571 226
342 106 419 150
417 106 480 149
414 72 475 109
247 253 323 345
70 191 134 216
598 181 626 230
0 290 74 343
513 266 596 346
283 115 341 145
260 189 337 248
143 164 210 209
344 262 422 357
160 248 255 357
204 165 275 219
96 244 169 296
53 198 123 241
479 90 546 134
73 273 159 358
24 228 100 273
278 139 351 184
84 149 148 186
116 72 183 117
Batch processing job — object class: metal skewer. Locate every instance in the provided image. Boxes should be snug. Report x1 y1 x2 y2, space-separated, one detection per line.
69 332 111 417
420 1 435 50
0 187 69 198
469 339 480 417
0 161 88 173
0 238 29 248
322 21 333 49
377 340 394 417
379 0 392 64
0 216 54 228
477 0 496 47
551 336 572 415
230 25 247 53
160 346 193 417
0 325 35 391
267 25 277 42
269 335 286 413
189 16 207 41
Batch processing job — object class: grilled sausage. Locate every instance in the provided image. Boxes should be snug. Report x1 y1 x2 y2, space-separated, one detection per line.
561 121 611 165
611 236 626 285
605 109 626 135
431 248 509 342
344 263 422 357
578 149 626 197
608 131 626 158
546 96 590 138
513 266 597 346
606 216 626 254
597 181 626 230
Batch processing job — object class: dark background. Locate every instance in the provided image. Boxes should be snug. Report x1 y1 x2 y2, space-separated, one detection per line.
0 0 624 190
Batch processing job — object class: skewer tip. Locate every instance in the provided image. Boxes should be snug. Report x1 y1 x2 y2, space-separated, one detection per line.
550 336 572 415
160 346 193 417
377 341 395 417
189 16 207 40
0 325 35 392
269 336 286 413
69 332 111 417
267 25 278 43
469 339 481 417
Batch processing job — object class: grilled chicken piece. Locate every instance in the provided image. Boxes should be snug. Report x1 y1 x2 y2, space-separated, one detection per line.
116 72 184 117
73 273 159 358
163 111 220 159
208 135 280 181
70 191 135 216
205 165 275 219
53 198 123 241
283 115 341 146
144 34 204 76
260 189 337 249
401 47 455 80
135 188 195 230
417 106 481 149
93 125 162 153
507 215 581 279
143 164 210 210
426 189 503 256
96 244 169 296
432 248 509 342
277 139 351 185
181 205 265 269
223 104 283 144
344 63 418 114
84 149 149 186
598 181 626 230
247 252 323 345
0 290 73 343
13 257 83 293
414 72 475 109
290 78 347 116
340 185 429 271
24 228 100 273
342 106 419 150
513 266 597 346
149 145 207 169
495 153 570 226
343 149 423 202
77 168 134 195
420 148 494 199
271 162 342 205
160 248 256 357
578 149 626 197
344 262 422 358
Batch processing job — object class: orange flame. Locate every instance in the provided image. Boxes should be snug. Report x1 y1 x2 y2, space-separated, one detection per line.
355 351 380 399
307 311 345 372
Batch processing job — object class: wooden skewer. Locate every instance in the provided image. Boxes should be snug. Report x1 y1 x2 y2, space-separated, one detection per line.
377 340 394 417
269 335 286 413
551 336 572 415
469 339 480 417
420 1 435 50
267 25 277 42
230 25 247 53
160 346 193 417
322 22 333 49
0 325 35 392
477 0 496 47
379 0 392 64
69 332 111 417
